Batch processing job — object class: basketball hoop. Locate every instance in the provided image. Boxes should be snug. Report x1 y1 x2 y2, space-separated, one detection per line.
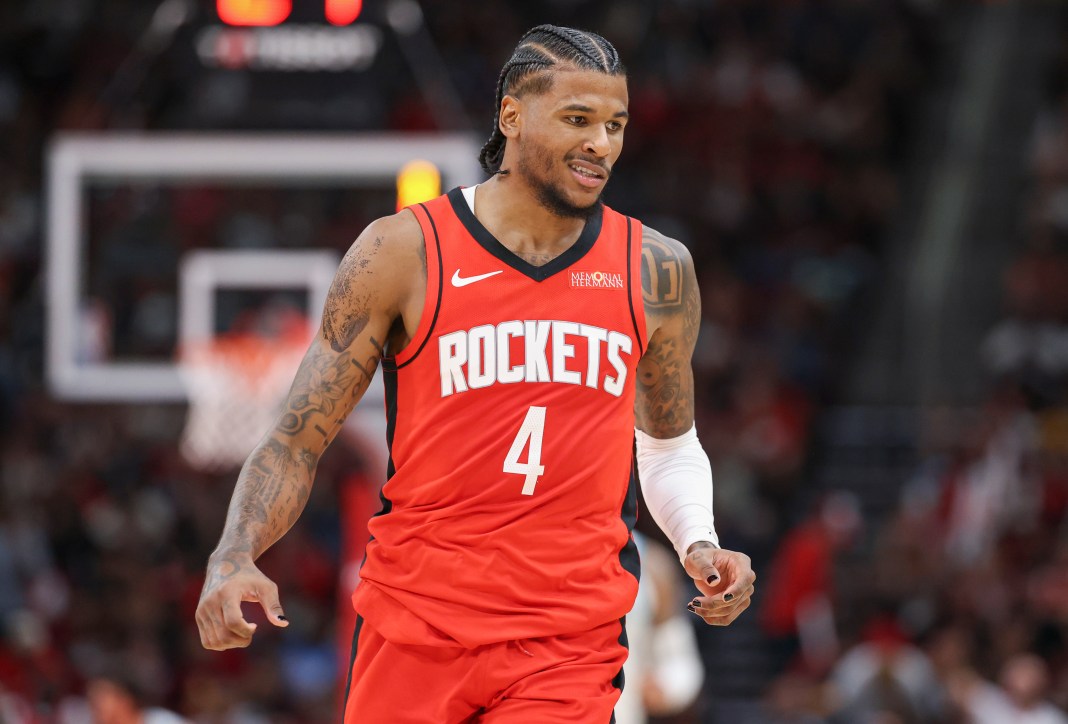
178 313 311 472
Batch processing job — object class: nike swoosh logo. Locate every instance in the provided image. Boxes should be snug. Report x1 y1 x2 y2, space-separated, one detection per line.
451 269 503 287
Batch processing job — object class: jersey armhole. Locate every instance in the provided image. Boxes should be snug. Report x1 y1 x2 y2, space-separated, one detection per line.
386 203 443 369
627 217 649 357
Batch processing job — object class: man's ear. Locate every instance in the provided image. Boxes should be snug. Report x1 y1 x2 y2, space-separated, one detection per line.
499 95 521 139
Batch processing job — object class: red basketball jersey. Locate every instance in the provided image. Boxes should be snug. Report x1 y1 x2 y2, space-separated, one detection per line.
352 188 647 648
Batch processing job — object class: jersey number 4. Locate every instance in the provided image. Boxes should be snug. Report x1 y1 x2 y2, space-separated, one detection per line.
504 406 546 495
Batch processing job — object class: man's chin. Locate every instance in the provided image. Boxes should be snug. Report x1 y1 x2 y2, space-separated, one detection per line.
539 184 604 220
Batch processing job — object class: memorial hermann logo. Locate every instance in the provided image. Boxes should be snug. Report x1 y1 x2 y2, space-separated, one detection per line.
570 271 624 290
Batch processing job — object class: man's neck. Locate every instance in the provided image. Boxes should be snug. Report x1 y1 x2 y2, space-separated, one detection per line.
474 175 589 261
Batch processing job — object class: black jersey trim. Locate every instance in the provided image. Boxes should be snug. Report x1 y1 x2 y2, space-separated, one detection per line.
347 370 395 713
358 365 397 555
382 364 399 484
619 452 641 586
625 217 644 358
612 449 637 721
610 456 640 711
445 186 603 283
383 202 443 372
611 615 629 705
342 614 365 717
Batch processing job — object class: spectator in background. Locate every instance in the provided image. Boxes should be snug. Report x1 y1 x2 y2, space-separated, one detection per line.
951 653 1068 724
760 492 862 674
762 671 828 724
58 672 191 724
828 617 945 723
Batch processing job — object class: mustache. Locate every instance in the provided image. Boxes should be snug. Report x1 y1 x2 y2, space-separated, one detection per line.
566 154 610 177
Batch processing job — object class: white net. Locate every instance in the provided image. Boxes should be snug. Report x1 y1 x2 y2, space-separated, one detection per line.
178 318 310 472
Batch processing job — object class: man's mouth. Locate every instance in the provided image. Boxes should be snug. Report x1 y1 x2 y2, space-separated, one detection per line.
567 159 608 188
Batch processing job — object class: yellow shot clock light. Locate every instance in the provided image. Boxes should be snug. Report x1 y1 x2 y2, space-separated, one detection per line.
396 160 442 211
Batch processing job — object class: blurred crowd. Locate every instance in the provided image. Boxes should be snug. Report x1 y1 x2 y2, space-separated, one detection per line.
741 11 1068 724
2 0 1065 722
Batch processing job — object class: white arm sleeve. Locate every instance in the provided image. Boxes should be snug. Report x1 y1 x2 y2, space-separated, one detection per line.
635 425 719 563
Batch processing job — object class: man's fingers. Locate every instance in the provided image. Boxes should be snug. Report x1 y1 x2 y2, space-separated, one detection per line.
719 568 757 601
253 580 289 627
682 547 757 627
714 596 752 625
685 547 722 587
722 596 752 624
222 598 257 638
723 583 755 609
204 601 250 650
689 596 752 626
198 607 230 650
695 583 755 611
197 564 288 651
688 584 755 617
195 609 215 650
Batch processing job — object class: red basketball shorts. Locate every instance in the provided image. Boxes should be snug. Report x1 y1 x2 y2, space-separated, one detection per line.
342 616 629 723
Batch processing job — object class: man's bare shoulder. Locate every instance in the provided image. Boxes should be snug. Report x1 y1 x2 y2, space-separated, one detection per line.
340 209 425 276
640 224 695 313
358 208 425 261
321 209 426 353
374 208 424 239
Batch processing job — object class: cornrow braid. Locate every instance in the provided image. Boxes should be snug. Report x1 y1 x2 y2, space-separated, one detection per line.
478 24 626 176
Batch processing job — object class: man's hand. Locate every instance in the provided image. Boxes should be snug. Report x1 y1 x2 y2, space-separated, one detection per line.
683 541 756 626
196 552 289 650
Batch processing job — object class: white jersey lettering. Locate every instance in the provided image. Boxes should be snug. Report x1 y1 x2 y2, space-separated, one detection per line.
439 320 633 398
439 330 469 396
578 324 608 390
551 321 582 386
603 331 632 398
496 320 525 384
467 324 496 389
523 320 552 383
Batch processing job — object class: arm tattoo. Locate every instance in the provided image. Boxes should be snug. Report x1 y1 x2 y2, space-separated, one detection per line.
641 233 683 308
636 228 700 438
322 235 383 352
205 437 319 591
208 233 392 582
204 210 425 598
277 337 379 437
207 336 382 583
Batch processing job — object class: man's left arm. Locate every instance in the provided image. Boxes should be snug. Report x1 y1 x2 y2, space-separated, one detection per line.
635 226 756 626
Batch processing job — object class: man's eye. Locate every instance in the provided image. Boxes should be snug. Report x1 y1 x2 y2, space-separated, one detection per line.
566 116 586 125
607 122 623 132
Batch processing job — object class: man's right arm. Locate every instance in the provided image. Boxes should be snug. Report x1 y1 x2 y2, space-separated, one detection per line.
195 210 424 651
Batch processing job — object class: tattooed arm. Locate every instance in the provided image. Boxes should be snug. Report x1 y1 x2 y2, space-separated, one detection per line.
636 226 755 627
636 227 699 438
196 210 426 651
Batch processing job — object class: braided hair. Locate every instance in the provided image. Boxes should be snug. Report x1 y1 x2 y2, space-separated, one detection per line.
479 25 626 176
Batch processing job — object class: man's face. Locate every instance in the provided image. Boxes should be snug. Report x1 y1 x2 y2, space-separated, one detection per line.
510 69 629 219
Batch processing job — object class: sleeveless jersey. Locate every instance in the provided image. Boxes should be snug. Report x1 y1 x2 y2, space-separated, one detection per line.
352 187 647 648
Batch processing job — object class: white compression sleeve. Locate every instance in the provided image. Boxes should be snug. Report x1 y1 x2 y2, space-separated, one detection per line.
635 425 719 562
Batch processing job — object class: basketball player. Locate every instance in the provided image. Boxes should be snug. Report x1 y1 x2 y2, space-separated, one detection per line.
196 24 756 722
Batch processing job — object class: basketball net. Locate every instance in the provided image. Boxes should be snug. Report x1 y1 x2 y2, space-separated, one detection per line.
178 312 312 472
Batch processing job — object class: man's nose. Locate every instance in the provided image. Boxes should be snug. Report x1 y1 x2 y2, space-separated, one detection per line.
582 125 611 157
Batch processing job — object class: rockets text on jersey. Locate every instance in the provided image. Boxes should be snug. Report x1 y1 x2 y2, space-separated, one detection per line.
438 320 632 398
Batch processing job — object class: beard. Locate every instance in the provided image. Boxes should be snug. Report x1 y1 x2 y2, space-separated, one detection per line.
514 138 607 220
